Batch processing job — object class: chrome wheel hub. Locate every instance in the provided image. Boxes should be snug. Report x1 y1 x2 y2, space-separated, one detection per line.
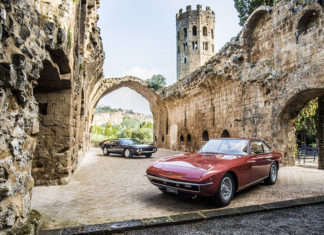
270 164 277 182
221 177 232 201
125 149 130 157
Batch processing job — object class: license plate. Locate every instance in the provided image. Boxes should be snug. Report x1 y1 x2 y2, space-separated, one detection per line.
166 187 178 194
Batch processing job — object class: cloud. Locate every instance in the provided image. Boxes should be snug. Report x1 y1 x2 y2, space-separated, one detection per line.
121 66 161 80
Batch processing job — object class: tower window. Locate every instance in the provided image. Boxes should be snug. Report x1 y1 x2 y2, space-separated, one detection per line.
211 29 214 39
177 31 180 40
183 42 188 51
203 42 208 50
184 58 187 64
180 135 184 142
203 26 207 36
177 46 180 54
192 41 198 50
192 26 197 36
212 44 214 53
184 28 187 38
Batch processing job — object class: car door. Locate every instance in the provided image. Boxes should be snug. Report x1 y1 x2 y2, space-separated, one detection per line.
249 141 269 182
114 139 123 154
261 141 274 174
109 139 118 153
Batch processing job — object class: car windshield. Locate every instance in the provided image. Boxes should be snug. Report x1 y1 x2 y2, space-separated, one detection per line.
120 139 141 145
199 139 249 155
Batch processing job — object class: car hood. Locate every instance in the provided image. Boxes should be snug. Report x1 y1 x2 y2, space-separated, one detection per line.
148 153 229 181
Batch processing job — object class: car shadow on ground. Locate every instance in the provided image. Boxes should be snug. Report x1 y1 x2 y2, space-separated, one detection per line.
136 182 269 212
99 153 148 159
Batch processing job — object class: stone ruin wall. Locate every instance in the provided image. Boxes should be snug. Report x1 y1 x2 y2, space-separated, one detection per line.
156 0 324 167
0 0 323 233
0 0 104 232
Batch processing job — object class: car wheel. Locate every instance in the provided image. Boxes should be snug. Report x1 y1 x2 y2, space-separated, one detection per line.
145 153 152 158
210 173 235 207
103 147 110 156
159 188 167 193
123 148 132 158
265 162 278 185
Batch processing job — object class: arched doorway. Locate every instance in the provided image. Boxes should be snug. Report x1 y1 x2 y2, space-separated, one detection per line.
88 76 165 148
278 89 324 169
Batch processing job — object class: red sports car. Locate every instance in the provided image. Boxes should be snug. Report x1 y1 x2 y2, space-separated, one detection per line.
146 138 282 206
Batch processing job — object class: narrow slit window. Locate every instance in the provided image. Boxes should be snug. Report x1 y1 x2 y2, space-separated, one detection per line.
192 26 197 36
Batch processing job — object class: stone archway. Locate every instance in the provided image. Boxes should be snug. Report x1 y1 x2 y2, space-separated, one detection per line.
276 89 324 168
87 76 165 147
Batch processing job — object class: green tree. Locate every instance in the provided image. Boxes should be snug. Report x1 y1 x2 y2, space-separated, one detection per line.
234 0 276 26
295 99 318 147
146 74 166 91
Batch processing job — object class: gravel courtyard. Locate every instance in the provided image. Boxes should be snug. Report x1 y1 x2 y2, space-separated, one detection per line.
31 148 324 229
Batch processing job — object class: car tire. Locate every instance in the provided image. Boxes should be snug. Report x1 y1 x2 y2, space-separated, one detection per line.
145 153 152 158
210 173 235 207
103 147 110 156
123 148 132 158
159 188 167 194
265 162 278 185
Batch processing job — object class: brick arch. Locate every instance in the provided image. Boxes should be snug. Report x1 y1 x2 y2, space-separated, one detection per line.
88 76 166 146
90 76 162 111
241 6 273 47
274 87 324 166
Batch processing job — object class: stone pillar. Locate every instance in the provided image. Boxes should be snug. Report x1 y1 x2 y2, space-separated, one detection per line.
318 96 324 169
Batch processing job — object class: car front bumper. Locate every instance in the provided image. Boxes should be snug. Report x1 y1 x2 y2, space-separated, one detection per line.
146 174 214 195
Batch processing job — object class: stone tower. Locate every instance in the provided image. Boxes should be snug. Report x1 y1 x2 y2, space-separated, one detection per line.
176 5 215 81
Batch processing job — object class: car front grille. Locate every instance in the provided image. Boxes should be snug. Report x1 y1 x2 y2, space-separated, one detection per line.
147 175 213 193
150 178 200 192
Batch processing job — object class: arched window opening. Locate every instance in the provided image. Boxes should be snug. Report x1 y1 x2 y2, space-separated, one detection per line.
187 134 192 142
177 31 180 40
177 46 180 54
192 41 198 50
202 130 209 141
211 29 214 39
162 135 165 142
183 28 187 38
212 44 215 53
184 58 187 64
203 42 208 51
221 130 230 137
203 26 207 36
183 42 188 51
192 26 197 36
180 135 184 142
297 10 319 35
166 118 169 134
155 136 157 142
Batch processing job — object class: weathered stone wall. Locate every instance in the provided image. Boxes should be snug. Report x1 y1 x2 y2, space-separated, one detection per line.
0 0 104 232
176 5 215 80
156 1 324 167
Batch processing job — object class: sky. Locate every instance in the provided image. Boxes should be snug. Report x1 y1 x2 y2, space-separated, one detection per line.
97 0 241 114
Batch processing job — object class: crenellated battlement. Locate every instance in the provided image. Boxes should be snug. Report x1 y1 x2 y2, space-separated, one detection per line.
176 5 215 18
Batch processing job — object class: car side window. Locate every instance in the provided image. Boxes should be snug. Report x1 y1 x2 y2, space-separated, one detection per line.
251 141 264 154
262 142 272 153
115 140 120 145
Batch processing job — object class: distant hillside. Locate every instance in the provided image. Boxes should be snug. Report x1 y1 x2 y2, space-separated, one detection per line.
93 105 153 126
